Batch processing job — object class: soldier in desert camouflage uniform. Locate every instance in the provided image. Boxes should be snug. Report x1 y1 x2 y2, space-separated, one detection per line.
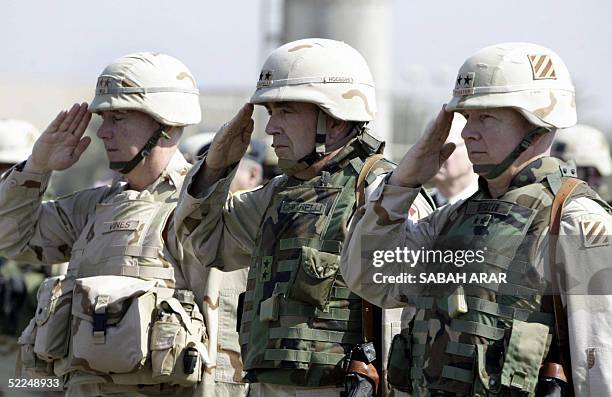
342 43 612 396
174 38 433 397
0 53 246 397
552 124 612 204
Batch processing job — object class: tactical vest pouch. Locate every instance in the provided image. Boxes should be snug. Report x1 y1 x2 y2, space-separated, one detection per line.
16 317 55 377
501 319 550 393
68 276 157 374
386 333 413 392
33 275 74 362
150 297 206 386
288 246 339 310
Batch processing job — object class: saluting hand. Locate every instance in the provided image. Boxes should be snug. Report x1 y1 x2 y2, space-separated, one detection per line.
190 103 255 196
25 103 92 173
205 103 255 171
389 106 456 187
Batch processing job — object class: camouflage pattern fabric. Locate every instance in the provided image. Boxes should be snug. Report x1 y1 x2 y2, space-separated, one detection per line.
175 133 432 393
0 152 224 395
342 156 612 396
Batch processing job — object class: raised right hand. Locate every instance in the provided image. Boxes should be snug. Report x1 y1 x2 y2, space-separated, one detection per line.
388 106 456 187
25 103 92 173
205 103 255 171
189 103 255 197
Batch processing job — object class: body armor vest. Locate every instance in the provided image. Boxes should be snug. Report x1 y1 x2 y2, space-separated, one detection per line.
18 174 207 390
67 186 179 286
240 134 393 387
388 157 610 396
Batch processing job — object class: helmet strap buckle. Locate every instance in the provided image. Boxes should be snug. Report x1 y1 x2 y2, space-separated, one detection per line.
109 124 169 174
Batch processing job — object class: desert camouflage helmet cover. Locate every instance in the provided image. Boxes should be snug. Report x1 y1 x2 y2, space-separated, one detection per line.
0 119 39 164
553 124 612 176
446 42 576 129
250 38 376 122
90 52 201 127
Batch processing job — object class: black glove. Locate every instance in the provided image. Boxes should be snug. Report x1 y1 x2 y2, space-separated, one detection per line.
536 376 571 397
344 372 375 397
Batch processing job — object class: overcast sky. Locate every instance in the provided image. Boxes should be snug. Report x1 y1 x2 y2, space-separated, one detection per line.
2 0 611 130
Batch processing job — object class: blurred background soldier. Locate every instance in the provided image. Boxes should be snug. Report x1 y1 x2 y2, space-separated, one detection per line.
426 113 478 207
179 132 265 193
0 119 48 397
179 132 216 164
0 120 41 332
552 124 612 204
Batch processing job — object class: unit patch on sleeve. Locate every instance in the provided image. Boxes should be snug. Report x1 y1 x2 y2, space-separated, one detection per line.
580 217 610 248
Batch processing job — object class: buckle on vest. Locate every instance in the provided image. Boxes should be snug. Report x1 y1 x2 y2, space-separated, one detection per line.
93 295 110 344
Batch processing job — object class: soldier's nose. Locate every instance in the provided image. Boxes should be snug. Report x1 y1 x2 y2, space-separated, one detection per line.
265 121 281 136
96 122 114 140
461 125 479 141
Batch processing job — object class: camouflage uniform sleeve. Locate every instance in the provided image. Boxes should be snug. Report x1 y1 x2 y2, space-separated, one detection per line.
341 175 458 309
0 163 107 264
175 158 275 272
550 197 612 396
362 174 437 390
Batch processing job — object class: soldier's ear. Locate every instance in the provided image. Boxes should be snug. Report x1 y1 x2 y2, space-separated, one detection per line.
326 118 353 144
161 126 183 146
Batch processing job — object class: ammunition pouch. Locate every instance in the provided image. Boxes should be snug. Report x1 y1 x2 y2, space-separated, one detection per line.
387 332 412 393
288 246 340 310
500 320 551 393
16 318 54 378
68 276 158 374
17 275 206 388
33 275 74 361
150 296 208 386
16 275 74 377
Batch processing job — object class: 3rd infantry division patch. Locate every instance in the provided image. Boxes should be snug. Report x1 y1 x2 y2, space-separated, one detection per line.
527 54 557 80
580 217 610 248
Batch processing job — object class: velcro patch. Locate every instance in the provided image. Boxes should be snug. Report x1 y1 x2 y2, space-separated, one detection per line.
257 70 273 88
580 218 610 248
103 220 139 234
259 256 273 283
473 214 492 227
96 76 113 94
453 72 475 96
527 54 557 80
280 201 326 215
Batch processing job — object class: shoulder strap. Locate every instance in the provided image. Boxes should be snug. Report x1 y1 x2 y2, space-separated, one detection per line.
351 153 385 343
354 155 384 348
355 154 385 208
548 177 583 388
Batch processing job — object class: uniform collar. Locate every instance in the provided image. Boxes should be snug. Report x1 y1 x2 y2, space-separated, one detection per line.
160 150 191 190
508 156 569 189
476 156 572 197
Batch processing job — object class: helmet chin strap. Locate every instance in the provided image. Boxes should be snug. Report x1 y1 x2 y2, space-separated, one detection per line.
278 110 359 176
109 124 170 174
473 126 548 180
